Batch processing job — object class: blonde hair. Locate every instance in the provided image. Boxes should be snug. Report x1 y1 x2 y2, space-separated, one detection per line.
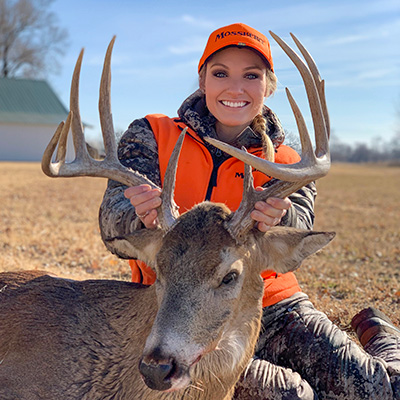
265 69 278 96
254 69 277 162
251 114 275 161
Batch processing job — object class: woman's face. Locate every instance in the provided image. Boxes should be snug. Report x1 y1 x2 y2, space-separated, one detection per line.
201 47 270 142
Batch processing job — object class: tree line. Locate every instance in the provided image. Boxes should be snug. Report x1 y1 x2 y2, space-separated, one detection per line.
284 130 400 164
330 133 400 163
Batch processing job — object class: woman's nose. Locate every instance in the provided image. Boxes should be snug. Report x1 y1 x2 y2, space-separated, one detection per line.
226 78 244 95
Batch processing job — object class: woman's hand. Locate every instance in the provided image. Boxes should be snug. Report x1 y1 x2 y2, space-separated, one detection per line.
251 187 291 232
124 184 162 229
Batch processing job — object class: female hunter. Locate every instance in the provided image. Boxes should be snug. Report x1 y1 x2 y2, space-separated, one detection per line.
99 23 400 399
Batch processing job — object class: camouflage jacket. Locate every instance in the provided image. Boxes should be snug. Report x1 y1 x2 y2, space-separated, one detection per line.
99 90 317 258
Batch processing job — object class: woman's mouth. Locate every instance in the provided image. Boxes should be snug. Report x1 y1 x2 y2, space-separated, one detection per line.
220 100 249 108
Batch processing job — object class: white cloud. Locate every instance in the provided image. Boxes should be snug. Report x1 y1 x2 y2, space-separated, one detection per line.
180 14 215 30
357 67 398 81
328 33 373 46
168 36 206 55
165 15 216 55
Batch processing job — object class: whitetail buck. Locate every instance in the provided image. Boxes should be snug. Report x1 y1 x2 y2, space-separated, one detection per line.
0 32 333 400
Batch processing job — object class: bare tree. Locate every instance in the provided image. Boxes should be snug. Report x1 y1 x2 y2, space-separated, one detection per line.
0 0 68 78
389 132 400 160
396 94 400 136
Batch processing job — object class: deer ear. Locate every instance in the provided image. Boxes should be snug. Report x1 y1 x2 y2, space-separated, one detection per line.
255 227 335 274
105 229 164 267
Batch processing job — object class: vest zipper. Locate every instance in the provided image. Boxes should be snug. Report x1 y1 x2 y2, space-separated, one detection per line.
205 148 224 201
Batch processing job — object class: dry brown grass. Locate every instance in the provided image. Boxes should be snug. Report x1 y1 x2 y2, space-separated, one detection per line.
300 163 400 332
0 162 130 281
1 162 399 335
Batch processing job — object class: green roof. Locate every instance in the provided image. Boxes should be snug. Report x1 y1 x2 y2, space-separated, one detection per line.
0 77 68 125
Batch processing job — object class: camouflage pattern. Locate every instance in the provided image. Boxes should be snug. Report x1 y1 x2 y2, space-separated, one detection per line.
365 333 400 398
234 292 400 399
234 357 318 399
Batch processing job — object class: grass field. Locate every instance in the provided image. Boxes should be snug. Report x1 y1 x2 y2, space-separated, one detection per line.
1 162 399 336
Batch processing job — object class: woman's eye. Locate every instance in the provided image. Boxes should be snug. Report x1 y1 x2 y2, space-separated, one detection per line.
245 73 259 80
213 71 227 78
221 271 238 286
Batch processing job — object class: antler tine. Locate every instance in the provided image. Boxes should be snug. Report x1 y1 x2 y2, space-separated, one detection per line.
290 33 330 141
69 48 89 162
285 87 314 160
225 151 259 240
41 113 71 176
55 113 70 164
158 128 187 230
99 36 118 161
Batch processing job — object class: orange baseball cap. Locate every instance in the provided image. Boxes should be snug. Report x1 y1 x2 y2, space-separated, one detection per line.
198 23 273 72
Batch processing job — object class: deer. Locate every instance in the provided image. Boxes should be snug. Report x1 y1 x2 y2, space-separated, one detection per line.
0 32 333 400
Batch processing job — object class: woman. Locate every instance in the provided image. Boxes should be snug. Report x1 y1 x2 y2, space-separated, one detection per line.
99 23 400 399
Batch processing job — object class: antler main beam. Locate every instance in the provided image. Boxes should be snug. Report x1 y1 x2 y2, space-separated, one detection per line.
41 37 181 231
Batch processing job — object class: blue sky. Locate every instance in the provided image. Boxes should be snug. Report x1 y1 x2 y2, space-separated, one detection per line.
49 0 400 147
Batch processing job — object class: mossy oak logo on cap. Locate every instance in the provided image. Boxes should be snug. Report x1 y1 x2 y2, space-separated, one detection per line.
215 30 266 45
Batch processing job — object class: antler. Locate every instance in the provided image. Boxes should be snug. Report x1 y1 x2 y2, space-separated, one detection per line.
41 37 181 231
204 32 330 241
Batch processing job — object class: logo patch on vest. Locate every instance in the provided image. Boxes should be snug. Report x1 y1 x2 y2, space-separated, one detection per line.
235 172 245 179
235 170 272 180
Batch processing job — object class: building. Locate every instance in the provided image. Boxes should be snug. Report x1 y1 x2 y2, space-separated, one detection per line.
0 77 77 161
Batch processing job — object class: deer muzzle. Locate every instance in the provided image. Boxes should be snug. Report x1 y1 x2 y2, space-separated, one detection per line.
139 350 192 391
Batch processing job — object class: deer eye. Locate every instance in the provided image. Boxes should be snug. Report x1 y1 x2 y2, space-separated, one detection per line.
221 271 238 286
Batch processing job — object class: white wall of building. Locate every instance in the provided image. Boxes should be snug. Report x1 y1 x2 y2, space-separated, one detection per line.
0 123 76 162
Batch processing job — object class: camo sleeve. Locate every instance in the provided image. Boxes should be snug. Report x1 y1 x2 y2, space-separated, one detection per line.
99 118 161 257
280 182 317 230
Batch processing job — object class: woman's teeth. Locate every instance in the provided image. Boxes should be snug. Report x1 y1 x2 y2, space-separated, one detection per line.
221 101 247 108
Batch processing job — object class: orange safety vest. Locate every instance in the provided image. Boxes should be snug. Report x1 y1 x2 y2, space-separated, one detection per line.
129 114 302 307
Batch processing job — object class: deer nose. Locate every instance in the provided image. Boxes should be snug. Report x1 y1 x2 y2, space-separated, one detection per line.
139 354 179 391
